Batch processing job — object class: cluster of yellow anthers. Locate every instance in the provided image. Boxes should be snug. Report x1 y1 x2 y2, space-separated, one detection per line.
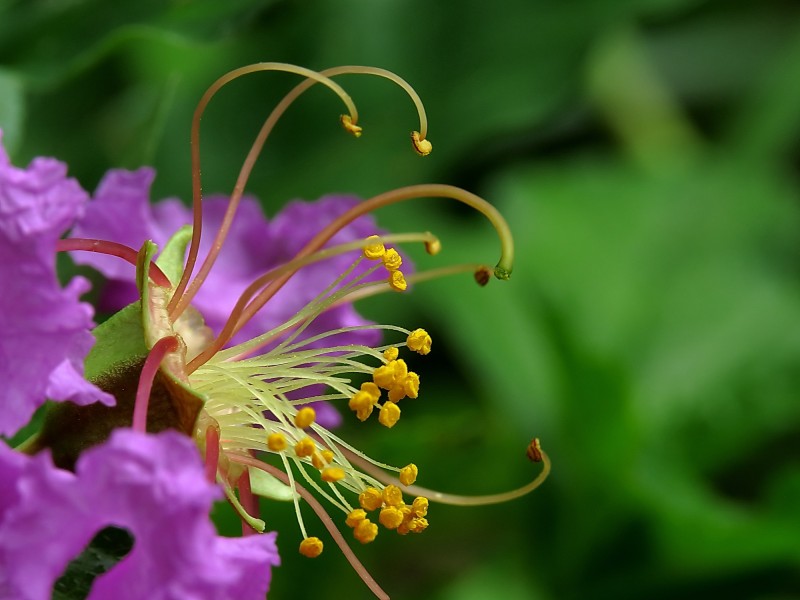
189 234 438 559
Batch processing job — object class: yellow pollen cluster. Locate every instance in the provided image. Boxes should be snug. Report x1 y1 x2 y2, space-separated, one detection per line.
340 114 362 138
363 235 408 292
348 381 381 422
354 485 430 540
411 130 433 156
267 432 287 451
299 537 324 558
407 328 432 355
399 463 418 486
295 437 316 457
294 406 316 428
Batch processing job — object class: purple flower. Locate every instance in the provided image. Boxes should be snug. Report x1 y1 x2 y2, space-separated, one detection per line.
70 168 393 348
0 429 279 600
0 133 113 437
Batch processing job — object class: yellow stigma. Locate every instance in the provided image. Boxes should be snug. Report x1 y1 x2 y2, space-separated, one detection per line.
379 506 404 530
321 467 346 482
295 437 316 458
299 537 324 558
411 131 432 156
399 464 418 486
294 406 316 428
383 347 399 361
389 270 407 292
363 235 385 260
340 114 362 137
359 488 384 511
407 328 432 355
382 248 402 272
354 519 379 544
379 402 401 428
346 508 368 527
382 484 404 507
267 432 287 451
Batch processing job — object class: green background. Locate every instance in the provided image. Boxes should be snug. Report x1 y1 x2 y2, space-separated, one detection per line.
2 0 800 598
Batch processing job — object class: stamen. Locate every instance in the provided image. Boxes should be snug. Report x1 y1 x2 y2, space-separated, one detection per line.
342 440 551 507
169 63 361 319
224 184 514 356
188 232 437 370
131 336 178 432
227 453 391 600
56 238 171 287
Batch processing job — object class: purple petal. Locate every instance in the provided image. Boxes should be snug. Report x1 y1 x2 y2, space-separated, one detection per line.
0 430 279 600
0 134 113 436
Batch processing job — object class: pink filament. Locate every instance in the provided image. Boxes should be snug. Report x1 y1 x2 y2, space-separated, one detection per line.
237 471 259 537
204 425 220 484
56 238 171 287
226 453 390 600
132 336 179 432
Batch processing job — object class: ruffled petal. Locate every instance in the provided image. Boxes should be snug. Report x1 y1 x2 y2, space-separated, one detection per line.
0 135 113 436
0 430 279 600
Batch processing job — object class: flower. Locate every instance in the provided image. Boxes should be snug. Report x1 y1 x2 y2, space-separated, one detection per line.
0 429 279 600
0 132 113 437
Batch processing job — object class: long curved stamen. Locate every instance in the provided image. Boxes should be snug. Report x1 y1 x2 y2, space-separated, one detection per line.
343 440 551 506
132 336 179 432
227 453 390 600
186 232 437 371
56 238 171 287
231 184 514 339
204 425 220 483
237 471 258 536
168 63 362 319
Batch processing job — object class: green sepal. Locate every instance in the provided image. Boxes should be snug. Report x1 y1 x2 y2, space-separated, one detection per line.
156 225 193 285
84 302 147 382
249 467 298 502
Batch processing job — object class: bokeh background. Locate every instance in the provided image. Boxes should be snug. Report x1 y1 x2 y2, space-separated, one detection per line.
3 0 800 598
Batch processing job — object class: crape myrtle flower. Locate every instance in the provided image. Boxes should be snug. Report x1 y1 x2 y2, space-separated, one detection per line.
70 167 395 428
0 429 279 600
0 133 114 437
20 63 551 599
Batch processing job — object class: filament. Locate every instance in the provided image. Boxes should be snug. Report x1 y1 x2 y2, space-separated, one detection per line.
227 453 390 600
57 238 171 287
169 63 361 319
132 336 178 432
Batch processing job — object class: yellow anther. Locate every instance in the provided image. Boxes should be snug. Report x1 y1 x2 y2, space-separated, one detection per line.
411 131 432 156
294 437 316 458
407 329 432 355
359 488 384 512
389 270 407 292
382 484 404 507
409 517 429 533
346 508 367 528
321 467 346 482
403 372 420 399
412 496 429 517
321 449 335 463
363 235 385 260
382 248 402 272
373 360 403 389
425 237 441 255
361 381 381 399
267 432 287 452
379 506 404 530
354 519 379 544
399 464 418 486
299 537 324 558
311 452 325 469
397 522 411 536
388 387 406 403
340 114 362 138
349 390 377 422
383 347 399 362
379 401 401 428
294 406 316 428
